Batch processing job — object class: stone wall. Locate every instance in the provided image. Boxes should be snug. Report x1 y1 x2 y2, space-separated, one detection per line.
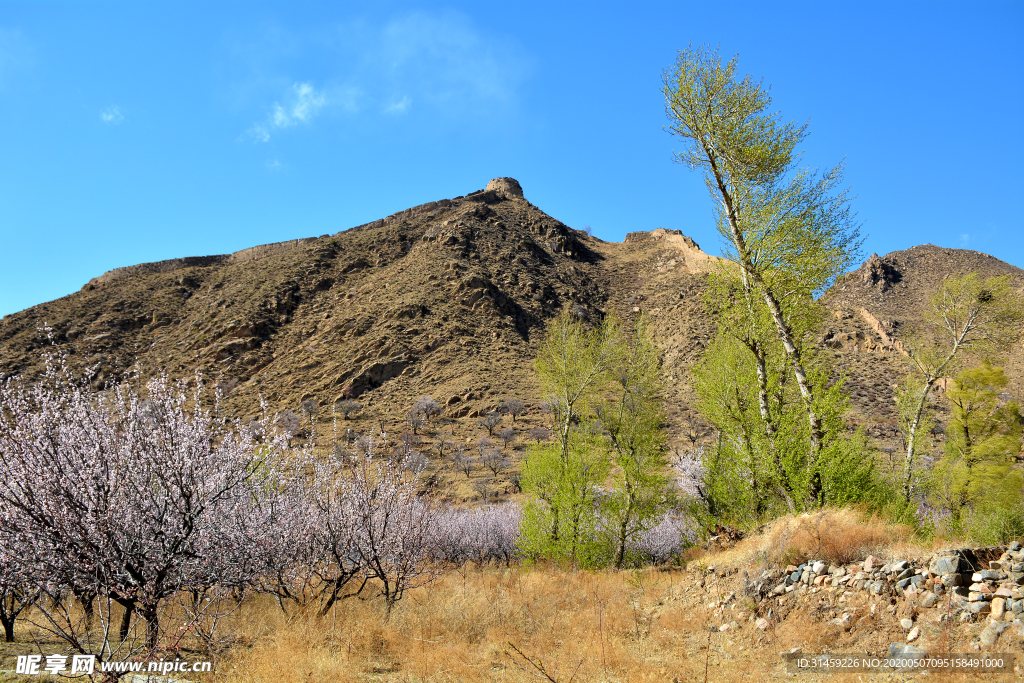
748 543 1024 648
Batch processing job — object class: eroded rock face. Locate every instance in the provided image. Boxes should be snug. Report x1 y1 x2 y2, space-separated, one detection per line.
485 177 525 200
859 253 901 292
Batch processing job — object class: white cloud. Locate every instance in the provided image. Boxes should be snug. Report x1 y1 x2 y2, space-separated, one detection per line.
266 158 286 171
233 11 528 142
959 233 970 246
383 95 411 115
248 82 326 142
367 11 527 110
100 106 124 124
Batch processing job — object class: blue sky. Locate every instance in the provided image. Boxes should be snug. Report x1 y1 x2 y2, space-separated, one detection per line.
1 1 1021 318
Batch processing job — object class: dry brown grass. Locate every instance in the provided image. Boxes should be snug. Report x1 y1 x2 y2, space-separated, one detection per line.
204 565 793 683
201 554 1007 683
5 508 1011 682
713 508 915 570
196 509 1006 682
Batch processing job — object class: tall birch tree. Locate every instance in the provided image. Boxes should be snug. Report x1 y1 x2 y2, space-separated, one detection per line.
663 44 861 503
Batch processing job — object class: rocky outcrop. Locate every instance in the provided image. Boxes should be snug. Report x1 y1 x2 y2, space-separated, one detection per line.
625 228 724 274
339 355 412 399
857 307 906 354
858 253 901 292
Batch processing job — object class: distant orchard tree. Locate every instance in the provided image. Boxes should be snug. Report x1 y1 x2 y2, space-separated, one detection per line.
499 398 526 422
301 399 320 422
336 399 362 419
529 427 550 443
478 411 503 436
278 410 303 439
481 448 509 477
406 410 425 435
453 446 476 478
435 503 522 566
472 478 493 502
413 396 442 421
398 431 423 457
538 396 566 428
497 426 516 449
434 433 455 459
477 436 495 457
403 451 430 473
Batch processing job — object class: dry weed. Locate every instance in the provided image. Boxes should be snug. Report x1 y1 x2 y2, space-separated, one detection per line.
712 508 913 570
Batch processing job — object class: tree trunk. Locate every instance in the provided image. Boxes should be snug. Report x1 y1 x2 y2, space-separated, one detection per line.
615 491 635 570
706 151 823 503
72 586 97 630
903 346 962 501
902 318 971 501
1 614 14 643
746 337 796 513
141 603 159 650
117 601 134 643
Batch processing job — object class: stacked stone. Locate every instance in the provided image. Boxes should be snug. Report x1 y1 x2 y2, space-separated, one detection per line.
762 555 924 598
949 542 1024 621
754 543 1024 621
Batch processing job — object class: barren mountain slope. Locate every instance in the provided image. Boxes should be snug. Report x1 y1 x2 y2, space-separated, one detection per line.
2 181 1022 455
825 246 1024 403
0 179 718 447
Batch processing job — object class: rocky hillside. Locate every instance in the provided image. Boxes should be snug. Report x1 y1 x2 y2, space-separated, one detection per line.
1 179 1022 456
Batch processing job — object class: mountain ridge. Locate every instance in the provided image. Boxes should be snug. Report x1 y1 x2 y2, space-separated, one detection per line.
2 179 1022 459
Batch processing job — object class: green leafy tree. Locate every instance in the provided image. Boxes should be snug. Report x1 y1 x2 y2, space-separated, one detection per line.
691 331 794 525
518 426 609 566
663 44 861 502
595 317 673 568
928 364 1024 540
898 273 1024 500
517 312 619 565
691 317 872 525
